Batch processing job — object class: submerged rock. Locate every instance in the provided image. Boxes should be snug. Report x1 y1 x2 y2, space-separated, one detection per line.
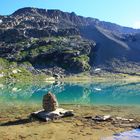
42 92 59 112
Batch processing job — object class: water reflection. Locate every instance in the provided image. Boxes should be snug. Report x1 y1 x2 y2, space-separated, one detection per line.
0 81 140 106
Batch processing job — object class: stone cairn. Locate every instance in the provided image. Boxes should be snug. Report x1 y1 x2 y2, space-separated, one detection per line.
42 92 59 112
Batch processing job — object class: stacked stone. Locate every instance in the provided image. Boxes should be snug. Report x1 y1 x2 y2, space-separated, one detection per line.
42 92 59 112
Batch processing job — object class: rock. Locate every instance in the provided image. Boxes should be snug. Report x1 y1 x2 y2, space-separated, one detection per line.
30 108 74 122
84 115 112 121
0 72 4 77
115 117 134 122
85 115 140 129
42 92 59 112
92 115 112 121
94 68 101 72
45 77 55 81
12 69 18 74
12 87 21 92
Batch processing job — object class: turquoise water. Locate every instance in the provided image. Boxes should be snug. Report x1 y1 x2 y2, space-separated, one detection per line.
0 81 140 107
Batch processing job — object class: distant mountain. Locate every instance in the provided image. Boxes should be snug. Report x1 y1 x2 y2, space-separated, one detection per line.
0 7 140 75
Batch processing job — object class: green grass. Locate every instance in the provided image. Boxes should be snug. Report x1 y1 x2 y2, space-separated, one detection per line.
0 58 9 69
0 58 49 83
63 50 79 54
72 55 89 62
71 55 91 71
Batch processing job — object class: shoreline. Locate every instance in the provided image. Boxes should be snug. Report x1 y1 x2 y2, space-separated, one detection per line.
0 104 140 140
60 73 140 83
0 71 140 85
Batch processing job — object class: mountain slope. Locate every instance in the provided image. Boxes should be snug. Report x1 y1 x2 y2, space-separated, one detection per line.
80 26 140 72
0 7 140 75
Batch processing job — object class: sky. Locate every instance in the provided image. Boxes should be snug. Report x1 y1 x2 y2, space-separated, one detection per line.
0 0 140 29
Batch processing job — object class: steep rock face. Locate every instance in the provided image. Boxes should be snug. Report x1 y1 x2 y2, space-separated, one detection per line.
0 7 140 74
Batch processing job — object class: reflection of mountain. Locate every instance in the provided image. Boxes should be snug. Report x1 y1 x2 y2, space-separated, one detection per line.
0 82 65 103
54 82 140 105
0 82 140 105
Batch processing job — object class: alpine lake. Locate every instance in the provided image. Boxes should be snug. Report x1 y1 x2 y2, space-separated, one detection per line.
0 80 140 140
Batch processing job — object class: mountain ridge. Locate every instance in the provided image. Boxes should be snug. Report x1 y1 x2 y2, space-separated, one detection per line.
11 7 140 34
1 7 140 34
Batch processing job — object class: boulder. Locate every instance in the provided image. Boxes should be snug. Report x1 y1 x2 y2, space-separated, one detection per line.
42 92 59 112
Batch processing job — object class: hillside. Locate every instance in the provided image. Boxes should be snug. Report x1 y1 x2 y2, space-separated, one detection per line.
0 7 140 78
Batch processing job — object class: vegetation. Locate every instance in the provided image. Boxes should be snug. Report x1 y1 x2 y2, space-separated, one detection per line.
0 58 9 69
0 57 49 83
71 55 91 71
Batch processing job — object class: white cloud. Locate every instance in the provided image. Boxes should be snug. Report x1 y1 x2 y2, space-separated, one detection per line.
133 21 140 29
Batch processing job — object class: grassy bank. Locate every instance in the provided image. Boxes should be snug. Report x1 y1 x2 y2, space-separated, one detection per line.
0 57 140 84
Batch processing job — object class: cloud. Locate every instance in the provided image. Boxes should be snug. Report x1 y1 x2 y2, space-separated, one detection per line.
133 21 140 29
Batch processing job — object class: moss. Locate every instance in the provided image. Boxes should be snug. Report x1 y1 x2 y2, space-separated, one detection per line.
63 50 79 54
0 58 9 69
0 67 49 83
30 48 40 57
31 38 39 43
72 55 89 63
10 68 33 81
28 45 54 57
20 51 29 58
71 55 91 71
10 62 18 67
19 44 54 59
42 36 63 41
38 45 53 53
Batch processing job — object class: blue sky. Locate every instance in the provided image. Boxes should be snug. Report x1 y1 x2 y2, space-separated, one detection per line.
1 0 140 28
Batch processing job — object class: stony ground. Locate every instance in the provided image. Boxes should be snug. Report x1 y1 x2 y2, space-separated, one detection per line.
0 104 140 140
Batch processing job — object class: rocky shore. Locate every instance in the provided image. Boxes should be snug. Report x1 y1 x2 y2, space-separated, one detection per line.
0 104 140 140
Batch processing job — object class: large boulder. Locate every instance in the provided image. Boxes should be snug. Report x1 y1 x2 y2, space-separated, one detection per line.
42 92 59 112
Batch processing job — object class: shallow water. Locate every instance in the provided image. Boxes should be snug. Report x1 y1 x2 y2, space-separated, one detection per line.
0 81 140 107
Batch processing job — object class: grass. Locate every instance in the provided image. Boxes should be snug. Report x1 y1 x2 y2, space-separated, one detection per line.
0 58 49 83
71 55 91 71
72 55 89 62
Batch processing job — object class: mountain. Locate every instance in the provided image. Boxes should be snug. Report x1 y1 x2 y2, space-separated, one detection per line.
0 7 140 76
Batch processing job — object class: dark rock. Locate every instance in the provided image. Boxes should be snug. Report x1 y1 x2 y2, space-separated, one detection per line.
0 29 26 43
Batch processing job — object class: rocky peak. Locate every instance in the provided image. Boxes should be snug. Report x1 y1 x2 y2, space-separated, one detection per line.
12 7 68 19
10 7 90 26
12 7 45 16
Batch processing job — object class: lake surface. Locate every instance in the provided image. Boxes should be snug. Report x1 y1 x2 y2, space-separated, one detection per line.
0 81 140 108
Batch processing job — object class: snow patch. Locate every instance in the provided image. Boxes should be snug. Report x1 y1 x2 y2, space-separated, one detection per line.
94 88 102 91
0 19 2 24
94 68 101 72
